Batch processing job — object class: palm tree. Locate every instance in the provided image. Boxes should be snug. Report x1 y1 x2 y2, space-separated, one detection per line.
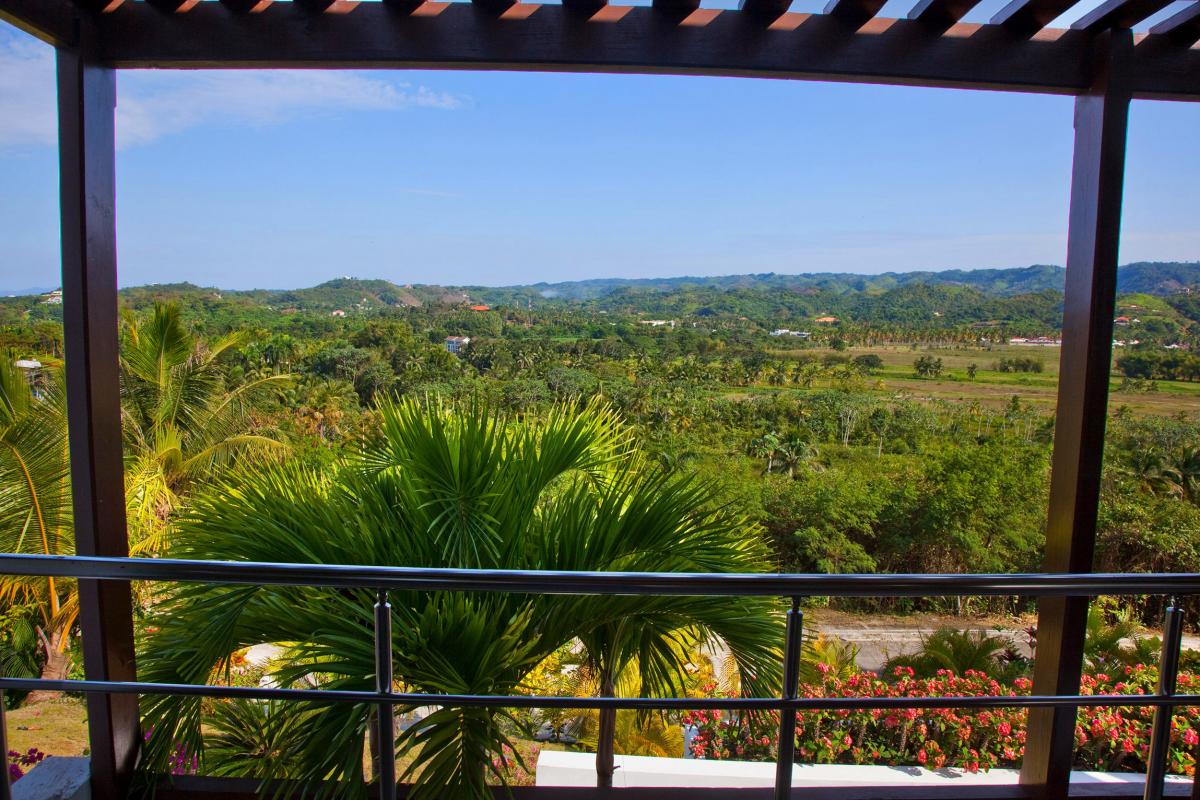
883 628 1027 684
1170 446 1200 504
139 399 781 799
120 303 291 554
0 357 77 695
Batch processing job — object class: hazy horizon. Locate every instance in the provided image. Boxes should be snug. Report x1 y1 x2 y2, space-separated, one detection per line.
9 260 1200 298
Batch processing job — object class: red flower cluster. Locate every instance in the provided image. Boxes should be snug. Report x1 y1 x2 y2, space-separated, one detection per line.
688 666 1200 777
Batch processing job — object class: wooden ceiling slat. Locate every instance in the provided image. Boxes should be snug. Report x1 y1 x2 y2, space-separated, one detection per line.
469 0 517 12
1071 0 1175 30
561 0 609 13
822 0 887 27
146 0 201 11
739 0 793 18
907 0 981 30
990 0 1078 34
1147 0 1200 41
217 0 273 13
292 0 350 11
652 0 703 16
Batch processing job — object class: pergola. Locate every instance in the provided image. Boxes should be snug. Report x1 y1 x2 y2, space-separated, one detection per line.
0 1 1197 799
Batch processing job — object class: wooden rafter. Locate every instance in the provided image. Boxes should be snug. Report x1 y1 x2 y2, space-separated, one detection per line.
990 0 1078 34
1071 0 1176 31
0 0 79 46
738 0 793 20
1148 0 1200 43
822 0 888 27
46 1 1192 101
907 0 982 31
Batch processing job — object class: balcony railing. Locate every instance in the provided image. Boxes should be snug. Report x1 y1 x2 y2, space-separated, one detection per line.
0 553 1196 800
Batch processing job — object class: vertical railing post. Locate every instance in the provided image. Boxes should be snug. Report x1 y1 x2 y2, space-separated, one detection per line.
774 597 803 800
374 590 396 800
1021 29 1132 799
1144 600 1184 800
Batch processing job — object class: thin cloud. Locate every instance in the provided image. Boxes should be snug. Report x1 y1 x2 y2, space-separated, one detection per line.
0 34 57 148
0 27 466 150
116 71 466 147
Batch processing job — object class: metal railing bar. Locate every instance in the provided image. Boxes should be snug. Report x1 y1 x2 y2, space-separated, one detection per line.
1 677 1196 711
3 553 1200 597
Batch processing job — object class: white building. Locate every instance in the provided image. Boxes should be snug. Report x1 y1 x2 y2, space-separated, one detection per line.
445 335 471 354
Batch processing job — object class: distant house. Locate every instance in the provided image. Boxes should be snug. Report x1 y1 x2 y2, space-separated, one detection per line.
640 320 674 328
330 309 346 318
814 316 839 324
445 335 471 354
1009 336 1062 346
469 304 491 312
1114 316 1131 326
769 329 810 339
41 289 62 305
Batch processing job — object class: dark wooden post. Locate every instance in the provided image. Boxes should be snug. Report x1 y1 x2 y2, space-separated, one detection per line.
1019 30 1131 799
58 39 141 800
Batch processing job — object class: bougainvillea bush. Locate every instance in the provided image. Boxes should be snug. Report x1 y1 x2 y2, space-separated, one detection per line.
8 748 46 782
689 665 1200 776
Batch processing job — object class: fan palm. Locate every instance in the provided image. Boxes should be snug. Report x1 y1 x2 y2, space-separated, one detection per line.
120 303 291 554
883 628 1026 683
139 398 781 799
0 357 77 693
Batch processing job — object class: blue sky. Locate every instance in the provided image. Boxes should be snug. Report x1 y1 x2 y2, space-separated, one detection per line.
0 17 1196 291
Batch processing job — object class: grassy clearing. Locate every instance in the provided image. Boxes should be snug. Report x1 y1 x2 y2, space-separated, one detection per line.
757 342 1200 416
7 697 89 757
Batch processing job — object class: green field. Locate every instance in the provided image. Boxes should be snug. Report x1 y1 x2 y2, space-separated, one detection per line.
759 343 1200 417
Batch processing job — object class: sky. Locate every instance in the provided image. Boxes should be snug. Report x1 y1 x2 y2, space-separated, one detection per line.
0 12 1197 292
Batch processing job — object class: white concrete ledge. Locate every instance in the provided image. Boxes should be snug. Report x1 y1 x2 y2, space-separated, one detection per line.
535 750 1193 789
12 757 91 800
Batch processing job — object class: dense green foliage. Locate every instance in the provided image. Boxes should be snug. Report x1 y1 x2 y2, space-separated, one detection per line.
3 264 1200 787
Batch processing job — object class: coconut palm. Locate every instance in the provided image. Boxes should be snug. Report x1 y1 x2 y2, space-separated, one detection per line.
138 398 781 799
0 357 77 693
120 303 291 554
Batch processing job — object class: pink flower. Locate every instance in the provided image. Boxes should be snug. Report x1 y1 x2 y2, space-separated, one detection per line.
917 749 928 765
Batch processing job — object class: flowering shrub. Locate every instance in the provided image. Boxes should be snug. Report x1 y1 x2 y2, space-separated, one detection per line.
8 748 46 782
689 665 1200 776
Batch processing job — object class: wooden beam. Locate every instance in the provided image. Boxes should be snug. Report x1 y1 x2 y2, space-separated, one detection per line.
1071 0 1175 31
907 0 981 31
1147 1 1200 43
90 3 1101 95
653 0 703 16
738 0 793 21
1018 30 1131 799
990 0 1077 35
0 0 79 47
57 39 140 800
822 0 888 28
217 0 274 12
145 0 202 11
470 0 519 15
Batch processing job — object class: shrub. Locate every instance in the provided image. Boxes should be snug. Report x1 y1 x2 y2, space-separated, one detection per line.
689 666 1200 776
